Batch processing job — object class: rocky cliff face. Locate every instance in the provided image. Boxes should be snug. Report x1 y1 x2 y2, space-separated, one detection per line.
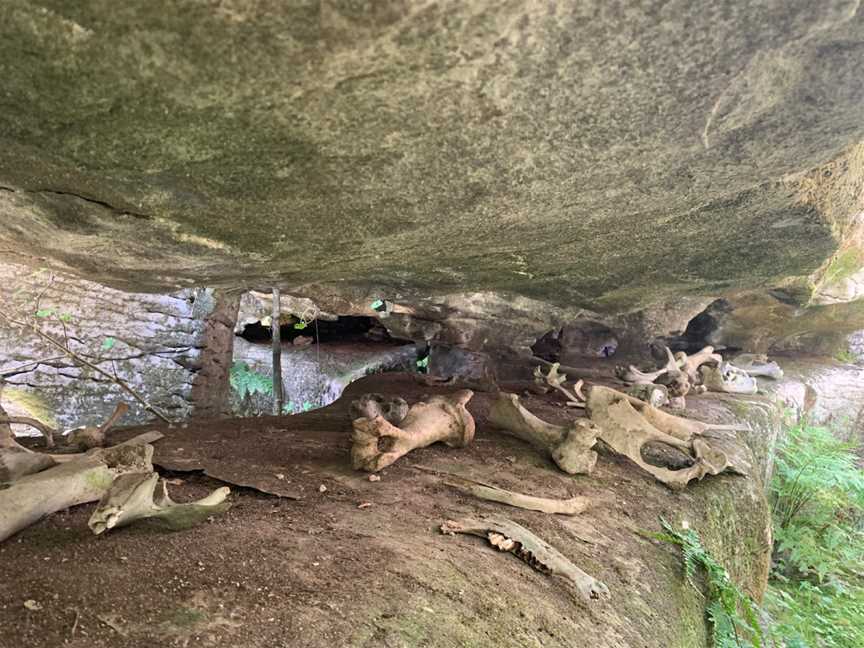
1 1 863 354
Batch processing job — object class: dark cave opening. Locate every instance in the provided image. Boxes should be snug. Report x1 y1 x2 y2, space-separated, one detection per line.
238 315 398 346
662 299 741 355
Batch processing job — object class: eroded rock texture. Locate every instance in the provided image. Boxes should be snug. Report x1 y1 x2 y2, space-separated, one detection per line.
0 263 208 428
0 1 863 353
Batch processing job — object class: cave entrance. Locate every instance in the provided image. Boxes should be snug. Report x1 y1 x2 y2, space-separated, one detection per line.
238 315 398 347
662 299 740 354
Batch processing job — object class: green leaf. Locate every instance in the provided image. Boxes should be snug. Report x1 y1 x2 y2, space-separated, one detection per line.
301 401 312 412
294 321 307 330
101 337 116 351
416 357 429 369
58 313 74 322
370 299 384 310
35 308 55 318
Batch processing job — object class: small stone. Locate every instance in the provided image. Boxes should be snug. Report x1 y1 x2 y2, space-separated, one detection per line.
368 474 381 482
358 502 373 509
275 473 285 480
318 484 327 493
23 600 42 611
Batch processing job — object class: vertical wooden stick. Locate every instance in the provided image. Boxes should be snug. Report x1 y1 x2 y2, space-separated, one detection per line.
272 287 284 415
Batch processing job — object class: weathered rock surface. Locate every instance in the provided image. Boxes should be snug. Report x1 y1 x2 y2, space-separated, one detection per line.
0 263 209 429
1 1 863 352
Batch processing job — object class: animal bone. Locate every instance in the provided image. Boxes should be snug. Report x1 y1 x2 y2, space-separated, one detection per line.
441 517 610 601
488 392 599 475
350 390 475 471
533 364 585 405
349 393 409 426
626 383 670 408
414 466 592 515
729 354 783 380
615 347 680 384
700 363 758 394
89 472 231 535
585 386 737 489
66 402 130 450
676 346 723 382
0 432 162 543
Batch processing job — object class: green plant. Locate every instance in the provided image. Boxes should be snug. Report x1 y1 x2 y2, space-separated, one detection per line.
229 362 273 400
764 421 864 648
834 349 857 364
648 518 763 647
771 422 864 581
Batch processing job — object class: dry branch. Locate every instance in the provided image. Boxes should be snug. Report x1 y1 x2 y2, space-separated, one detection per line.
0 310 172 423
0 416 57 448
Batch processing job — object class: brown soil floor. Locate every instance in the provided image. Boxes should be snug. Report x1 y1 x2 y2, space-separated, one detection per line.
0 372 757 648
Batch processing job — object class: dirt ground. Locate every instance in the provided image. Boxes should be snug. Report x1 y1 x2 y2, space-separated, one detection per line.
0 372 772 648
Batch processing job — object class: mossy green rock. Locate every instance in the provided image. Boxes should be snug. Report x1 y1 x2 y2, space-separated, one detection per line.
0 1 863 338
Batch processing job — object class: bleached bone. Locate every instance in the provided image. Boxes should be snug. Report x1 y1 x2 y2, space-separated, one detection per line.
488 392 600 475
585 386 737 489
729 354 783 380
0 432 162 543
533 364 585 405
89 472 231 535
615 346 679 384
413 466 592 516
441 517 610 601
350 390 475 472
349 393 409 426
66 402 130 450
700 363 758 394
626 383 669 408
675 346 723 382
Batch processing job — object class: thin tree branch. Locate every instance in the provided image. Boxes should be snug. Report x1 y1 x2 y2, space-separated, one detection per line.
0 310 173 423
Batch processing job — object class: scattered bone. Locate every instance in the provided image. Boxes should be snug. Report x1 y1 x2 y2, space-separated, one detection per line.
88 472 230 535
676 346 723 382
350 393 409 426
729 354 784 380
414 465 592 515
488 392 600 475
66 403 130 451
0 416 57 448
533 364 585 405
0 432 163 543
615 347 679 384
626 383 669 408
440 517 610 601
350 390 475 472
585 386 737 489
700 363 758 394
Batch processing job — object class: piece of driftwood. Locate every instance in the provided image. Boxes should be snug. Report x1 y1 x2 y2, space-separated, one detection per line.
414 465 591 515
350 390 475 471
349 393 409 426
89 472 231 535
488 392 600 475
66 402 130 450
441 517 610 601
0 432 162 543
